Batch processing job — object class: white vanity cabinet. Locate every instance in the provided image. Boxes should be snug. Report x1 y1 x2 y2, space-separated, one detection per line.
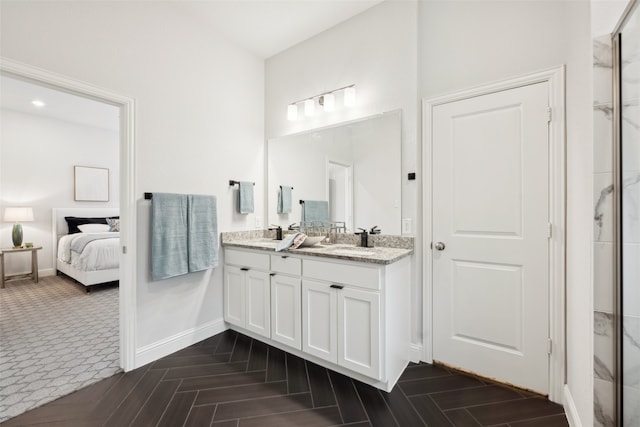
303 257 384 380
270 254 302 350
223 245 411 392
223 249 271 338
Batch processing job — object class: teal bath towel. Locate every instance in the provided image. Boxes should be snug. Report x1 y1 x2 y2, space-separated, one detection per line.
188 194 218 272
301 200 329 223
238 181 254 214
278 185 292 214
151 193 189 280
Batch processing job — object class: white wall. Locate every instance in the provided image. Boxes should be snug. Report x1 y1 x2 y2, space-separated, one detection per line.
265 0 420 341
419 0 592 423
0 109 119 275
0 1 264 354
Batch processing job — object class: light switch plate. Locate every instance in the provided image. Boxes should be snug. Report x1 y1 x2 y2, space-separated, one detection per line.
402 218 412 234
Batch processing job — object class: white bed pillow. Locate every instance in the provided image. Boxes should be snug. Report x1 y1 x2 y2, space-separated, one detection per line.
77 223 111 233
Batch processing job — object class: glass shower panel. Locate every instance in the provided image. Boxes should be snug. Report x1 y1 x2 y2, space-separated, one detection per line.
620 3 640 425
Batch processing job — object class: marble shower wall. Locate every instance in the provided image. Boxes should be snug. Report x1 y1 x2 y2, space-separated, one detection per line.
593 34 615 427
621 9 640 426
594 12 640 425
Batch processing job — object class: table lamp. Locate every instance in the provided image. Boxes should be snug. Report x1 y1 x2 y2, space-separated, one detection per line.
4 207 34 248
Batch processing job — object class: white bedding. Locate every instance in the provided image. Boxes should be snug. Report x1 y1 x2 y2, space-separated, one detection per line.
58 232 120 271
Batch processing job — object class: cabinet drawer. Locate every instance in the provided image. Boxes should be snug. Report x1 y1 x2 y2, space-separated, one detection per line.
304 259 381 291
271 254 301 276
225 249 270 270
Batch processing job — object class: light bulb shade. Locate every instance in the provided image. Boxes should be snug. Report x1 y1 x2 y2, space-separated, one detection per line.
304 99 315 116
323 93 335 112
344 86 356 107
287 104 298 121
4 207 34 222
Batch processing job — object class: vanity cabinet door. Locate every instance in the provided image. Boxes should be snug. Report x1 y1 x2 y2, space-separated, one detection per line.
338 287 381 380
271 274 302 350
302 280 338 363
224 265 245 328
245 270 270 338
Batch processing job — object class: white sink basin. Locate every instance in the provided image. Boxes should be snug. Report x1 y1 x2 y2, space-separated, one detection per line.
331 249 373 256
299 236 326 247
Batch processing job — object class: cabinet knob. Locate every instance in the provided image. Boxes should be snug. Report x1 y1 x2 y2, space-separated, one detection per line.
281 256 289 259
330 284 344 290
270 273 276 276
240 267 249 271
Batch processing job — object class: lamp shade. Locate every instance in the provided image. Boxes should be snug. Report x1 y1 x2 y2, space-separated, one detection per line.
323 93 335 112
304 99 315 116
344 86 356 107
4 207 34 222
287 104 298 121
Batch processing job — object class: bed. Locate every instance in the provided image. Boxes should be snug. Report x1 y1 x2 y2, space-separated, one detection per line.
52 208 120 291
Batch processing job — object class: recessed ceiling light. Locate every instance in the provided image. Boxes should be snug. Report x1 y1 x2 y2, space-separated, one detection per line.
31 100 46 108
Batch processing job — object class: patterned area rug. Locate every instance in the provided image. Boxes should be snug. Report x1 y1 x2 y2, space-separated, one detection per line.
0 275 120 422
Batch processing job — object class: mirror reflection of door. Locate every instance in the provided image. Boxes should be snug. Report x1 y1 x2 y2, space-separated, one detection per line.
328 161 353 232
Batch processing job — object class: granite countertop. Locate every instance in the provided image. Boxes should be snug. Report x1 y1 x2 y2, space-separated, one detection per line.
221 236 414 265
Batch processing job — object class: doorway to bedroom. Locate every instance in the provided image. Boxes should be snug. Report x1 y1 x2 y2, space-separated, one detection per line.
0 72 125 422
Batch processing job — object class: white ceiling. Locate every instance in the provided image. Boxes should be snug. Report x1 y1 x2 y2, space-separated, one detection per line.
179 0 384 58
0 75 120 131
0 1 382 127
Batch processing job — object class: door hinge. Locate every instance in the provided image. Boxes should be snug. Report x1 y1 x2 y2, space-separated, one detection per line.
122 246 127 254
548 338 553 355
547 107 552 123
547 223 552 239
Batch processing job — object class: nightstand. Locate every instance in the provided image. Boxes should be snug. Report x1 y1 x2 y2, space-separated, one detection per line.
0 246 42 288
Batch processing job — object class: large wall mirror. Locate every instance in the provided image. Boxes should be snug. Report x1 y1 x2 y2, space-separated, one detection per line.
267 110 401 235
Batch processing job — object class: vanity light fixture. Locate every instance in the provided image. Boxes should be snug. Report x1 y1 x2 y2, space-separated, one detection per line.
321 93 335 112
344 86 356 107
304 98 315 116
287 104 298 121
286 84 355 121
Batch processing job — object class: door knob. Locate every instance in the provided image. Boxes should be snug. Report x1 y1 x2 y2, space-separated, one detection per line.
433 242 446 251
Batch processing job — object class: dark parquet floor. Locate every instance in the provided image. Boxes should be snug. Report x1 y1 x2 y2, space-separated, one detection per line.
1 330 568 427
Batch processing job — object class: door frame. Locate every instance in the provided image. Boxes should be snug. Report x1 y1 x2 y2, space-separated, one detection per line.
422 66 566 402
326 159 354 232
1 57 137 371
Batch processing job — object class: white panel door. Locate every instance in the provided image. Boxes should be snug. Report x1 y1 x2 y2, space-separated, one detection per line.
245 270 270 338
302 279 338 363
271 274 302 350
432 82 550 393
338 287 381 380
223 266 245 328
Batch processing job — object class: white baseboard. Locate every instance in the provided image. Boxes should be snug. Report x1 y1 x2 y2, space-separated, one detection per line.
40 268 56 277
563 384 582 427
409 343 423 363
135 318 227 367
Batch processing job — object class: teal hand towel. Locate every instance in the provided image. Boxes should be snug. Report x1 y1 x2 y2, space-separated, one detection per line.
238 181 254 214
188 194 218 272
278 186 292 214
301 200 329 223
151 193 189 280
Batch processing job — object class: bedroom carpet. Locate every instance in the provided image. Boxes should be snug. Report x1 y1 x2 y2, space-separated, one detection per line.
0 275 120 422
